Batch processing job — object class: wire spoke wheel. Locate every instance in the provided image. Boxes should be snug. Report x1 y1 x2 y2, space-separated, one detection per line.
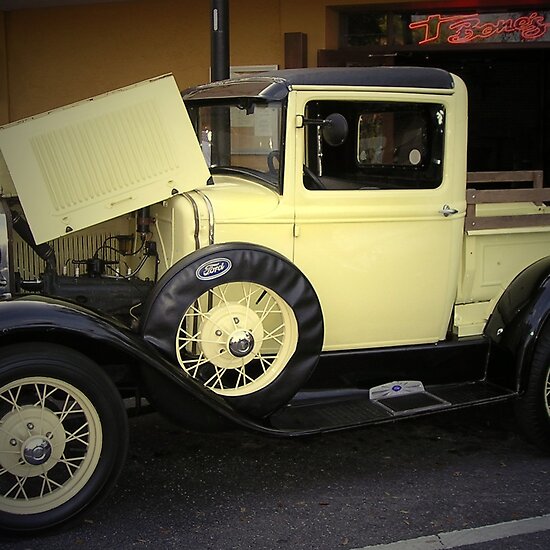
176 281 298 396
0 377 101 515
0 343 128 533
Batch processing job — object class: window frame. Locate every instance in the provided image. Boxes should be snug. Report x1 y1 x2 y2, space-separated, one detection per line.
304 99 446 191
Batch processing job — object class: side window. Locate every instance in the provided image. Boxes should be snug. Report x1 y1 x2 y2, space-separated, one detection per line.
304 100 445 191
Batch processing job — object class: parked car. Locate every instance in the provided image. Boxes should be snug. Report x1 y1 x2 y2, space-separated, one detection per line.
0 67 549 532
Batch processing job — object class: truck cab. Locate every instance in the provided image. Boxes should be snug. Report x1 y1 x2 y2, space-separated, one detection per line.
173 68 467 351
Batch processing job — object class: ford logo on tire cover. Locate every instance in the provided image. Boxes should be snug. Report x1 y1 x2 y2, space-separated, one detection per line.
196 258 232 281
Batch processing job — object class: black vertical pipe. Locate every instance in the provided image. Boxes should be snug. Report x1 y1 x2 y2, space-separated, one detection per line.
211 0 230 82
210 0 231 167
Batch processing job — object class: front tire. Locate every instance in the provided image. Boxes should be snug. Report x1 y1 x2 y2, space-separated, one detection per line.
515 330 550 453
0 343 128 533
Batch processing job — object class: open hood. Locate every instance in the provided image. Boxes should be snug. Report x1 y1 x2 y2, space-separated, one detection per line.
0 74 211 244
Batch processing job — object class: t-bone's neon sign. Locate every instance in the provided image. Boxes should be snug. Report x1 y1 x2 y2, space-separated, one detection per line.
409 12 549 45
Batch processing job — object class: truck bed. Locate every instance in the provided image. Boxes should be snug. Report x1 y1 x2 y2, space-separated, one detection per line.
455 170 550 337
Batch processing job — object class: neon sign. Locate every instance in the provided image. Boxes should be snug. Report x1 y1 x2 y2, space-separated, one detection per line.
409 12 549 45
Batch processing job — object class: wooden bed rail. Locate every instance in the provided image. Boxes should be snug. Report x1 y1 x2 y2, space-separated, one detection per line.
465 170 550 231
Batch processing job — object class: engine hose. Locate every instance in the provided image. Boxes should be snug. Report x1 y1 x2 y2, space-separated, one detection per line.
10 210 57 273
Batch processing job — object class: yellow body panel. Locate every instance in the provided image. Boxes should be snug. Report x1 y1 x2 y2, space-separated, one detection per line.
150 179 295 276
289 85 467 349
202 179 294 262
458 227 550 305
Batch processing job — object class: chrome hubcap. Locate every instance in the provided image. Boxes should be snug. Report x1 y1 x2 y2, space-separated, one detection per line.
22 436 53 466
228 330 255 358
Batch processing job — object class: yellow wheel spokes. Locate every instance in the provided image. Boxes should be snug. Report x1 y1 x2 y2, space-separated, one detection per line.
0 377 102 514
176 282 298 397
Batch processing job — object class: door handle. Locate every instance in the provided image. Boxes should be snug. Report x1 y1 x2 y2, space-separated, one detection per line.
439 204 458 217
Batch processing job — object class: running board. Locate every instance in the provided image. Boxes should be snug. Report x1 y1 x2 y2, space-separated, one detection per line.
269 381 516 432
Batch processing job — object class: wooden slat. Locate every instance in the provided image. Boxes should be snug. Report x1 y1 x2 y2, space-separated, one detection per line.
465 170 548 231
467 170 544 186
466 214 550 231
467 188 550 204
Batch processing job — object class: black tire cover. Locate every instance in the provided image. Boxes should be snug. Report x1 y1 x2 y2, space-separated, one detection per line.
140 242 324 417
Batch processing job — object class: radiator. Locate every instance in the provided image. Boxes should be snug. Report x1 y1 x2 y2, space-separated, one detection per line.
13 218 133 280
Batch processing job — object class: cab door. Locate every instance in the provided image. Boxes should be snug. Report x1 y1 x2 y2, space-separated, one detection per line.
291 89 467 351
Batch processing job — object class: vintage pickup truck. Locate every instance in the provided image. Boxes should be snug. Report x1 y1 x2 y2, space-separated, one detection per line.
0 67 549 532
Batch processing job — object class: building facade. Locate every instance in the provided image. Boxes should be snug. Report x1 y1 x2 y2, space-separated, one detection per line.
1 0 548 177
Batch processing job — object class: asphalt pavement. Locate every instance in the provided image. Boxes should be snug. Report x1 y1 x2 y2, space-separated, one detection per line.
2 402 550 549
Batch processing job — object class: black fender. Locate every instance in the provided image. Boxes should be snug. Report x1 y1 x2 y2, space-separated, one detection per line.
485 256 550 391
0 295 285 434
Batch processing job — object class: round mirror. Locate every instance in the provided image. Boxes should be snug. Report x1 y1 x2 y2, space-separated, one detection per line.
322 113 348 147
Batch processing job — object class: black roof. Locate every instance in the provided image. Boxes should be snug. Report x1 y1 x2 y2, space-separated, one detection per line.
259 67 453 88
183 67 455 102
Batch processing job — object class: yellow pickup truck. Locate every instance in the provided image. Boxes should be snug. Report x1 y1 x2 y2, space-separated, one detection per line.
0 68 549 533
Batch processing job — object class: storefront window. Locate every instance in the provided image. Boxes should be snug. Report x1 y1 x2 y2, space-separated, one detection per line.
344 13 390 46
341 10 550 48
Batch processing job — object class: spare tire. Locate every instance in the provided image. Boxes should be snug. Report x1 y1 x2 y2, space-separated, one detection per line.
140 243 324 417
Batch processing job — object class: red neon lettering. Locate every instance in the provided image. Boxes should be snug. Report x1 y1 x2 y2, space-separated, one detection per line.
447 16 479 44
409 14 468 45
409 12 549 45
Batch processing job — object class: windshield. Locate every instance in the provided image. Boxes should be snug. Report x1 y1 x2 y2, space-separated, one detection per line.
188 100 283 188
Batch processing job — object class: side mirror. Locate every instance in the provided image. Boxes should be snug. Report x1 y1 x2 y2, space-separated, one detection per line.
322 113 348 147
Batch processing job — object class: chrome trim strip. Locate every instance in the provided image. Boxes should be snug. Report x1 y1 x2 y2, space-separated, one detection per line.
195 190 215 246
0 200 11 297
180 193 201 251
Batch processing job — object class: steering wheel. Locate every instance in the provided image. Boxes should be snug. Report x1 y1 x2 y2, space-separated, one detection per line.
267 150 280 174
